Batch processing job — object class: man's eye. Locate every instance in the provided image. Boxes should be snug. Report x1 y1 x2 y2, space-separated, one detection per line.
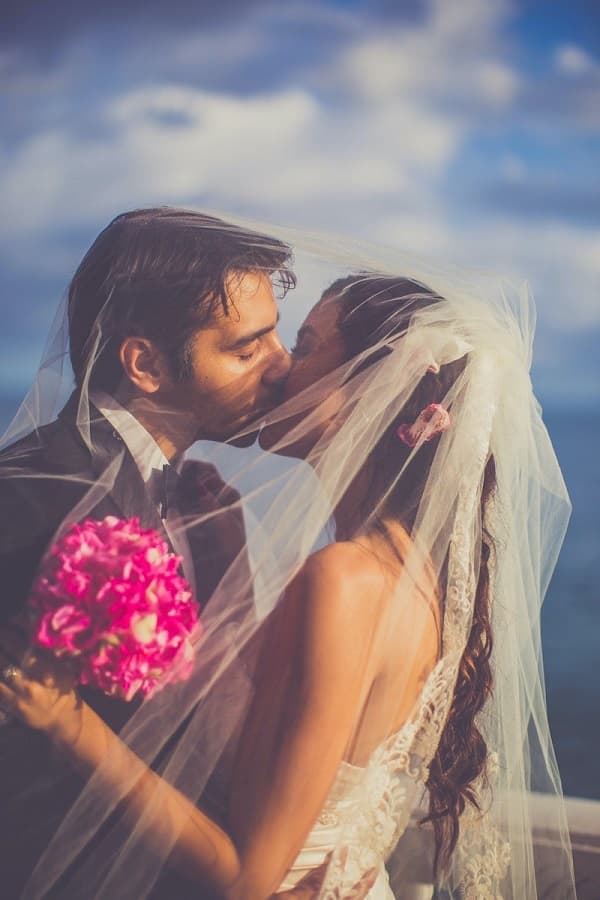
238 347 257 362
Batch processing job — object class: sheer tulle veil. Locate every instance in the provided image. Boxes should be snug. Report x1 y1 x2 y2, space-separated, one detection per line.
0 212 574 898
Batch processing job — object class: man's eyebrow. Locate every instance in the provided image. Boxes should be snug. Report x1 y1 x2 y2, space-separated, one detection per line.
223 312 280 351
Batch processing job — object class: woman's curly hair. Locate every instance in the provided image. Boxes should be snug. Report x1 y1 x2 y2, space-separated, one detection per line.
332 273 495 875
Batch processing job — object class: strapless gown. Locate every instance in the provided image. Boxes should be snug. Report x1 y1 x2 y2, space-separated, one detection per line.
277 657 511 898
278 727 426 898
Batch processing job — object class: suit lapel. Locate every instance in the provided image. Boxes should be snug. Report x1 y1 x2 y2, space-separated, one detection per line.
56 396 251 609
177 461 253 609
106 449 166 537
58 393 171 547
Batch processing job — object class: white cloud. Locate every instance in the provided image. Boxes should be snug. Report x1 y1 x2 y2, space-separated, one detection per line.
0 0 598 402
0 75 466 243
373 214 600 332
325 0 518 113
430 0 508 39
554 44 598 76
0 87 314 235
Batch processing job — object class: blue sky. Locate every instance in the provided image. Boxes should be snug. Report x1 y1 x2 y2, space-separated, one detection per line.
1 0 598 410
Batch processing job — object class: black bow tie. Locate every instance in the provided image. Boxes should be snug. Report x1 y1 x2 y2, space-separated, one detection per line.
159 463 182 519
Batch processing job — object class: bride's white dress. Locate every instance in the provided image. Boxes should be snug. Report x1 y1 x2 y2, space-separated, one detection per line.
276 659 454 897
275 453 517 900
277 653 510 898
278 727 424 897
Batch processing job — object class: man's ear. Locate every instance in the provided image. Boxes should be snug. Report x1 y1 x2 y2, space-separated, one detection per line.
119 337 171 394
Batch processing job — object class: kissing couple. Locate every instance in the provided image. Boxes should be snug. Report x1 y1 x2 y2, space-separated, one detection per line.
0 208 575 899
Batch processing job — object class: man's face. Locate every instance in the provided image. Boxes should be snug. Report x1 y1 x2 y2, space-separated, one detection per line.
161 271 290 444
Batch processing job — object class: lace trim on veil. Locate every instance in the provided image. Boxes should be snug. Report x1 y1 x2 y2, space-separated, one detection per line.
320 351 511 898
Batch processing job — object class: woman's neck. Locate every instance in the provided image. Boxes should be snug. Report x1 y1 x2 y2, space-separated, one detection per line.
333 467 411 573
333 466 371 541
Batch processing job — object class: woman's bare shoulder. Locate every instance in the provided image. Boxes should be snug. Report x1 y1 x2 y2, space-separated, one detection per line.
290 541 389 625
279 543 387 686
307 539 388 581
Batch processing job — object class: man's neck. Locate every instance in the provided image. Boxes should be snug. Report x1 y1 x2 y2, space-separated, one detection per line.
125 395 196 462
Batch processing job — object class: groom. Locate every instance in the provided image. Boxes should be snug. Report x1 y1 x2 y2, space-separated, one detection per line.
0 207 295 897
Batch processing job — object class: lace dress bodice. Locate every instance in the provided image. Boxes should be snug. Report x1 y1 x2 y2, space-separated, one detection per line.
278 650 510 898
278 704 432 897
278 727 426 897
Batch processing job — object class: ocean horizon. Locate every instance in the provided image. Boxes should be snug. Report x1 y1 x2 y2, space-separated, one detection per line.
0 392 597 801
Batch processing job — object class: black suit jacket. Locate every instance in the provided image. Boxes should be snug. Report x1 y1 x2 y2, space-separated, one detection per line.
0 395 247 898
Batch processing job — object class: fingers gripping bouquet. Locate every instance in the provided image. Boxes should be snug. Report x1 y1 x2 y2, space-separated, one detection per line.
29 516 199 701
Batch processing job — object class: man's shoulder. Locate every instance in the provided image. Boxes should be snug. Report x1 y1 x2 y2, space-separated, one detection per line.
1 416 63 457
0 415 88 475
0 416 93 539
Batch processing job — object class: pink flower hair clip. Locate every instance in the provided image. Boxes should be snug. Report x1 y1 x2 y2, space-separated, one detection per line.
397 403 451 448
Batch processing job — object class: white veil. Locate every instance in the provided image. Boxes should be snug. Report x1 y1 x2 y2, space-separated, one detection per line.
0 212 574 899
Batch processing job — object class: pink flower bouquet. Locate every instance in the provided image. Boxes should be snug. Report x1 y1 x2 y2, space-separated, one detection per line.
29 516 199 701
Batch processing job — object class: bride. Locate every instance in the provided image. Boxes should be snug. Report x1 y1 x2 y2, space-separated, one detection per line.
0 234 575 898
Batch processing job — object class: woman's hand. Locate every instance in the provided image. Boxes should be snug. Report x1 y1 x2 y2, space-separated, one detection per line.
0 627 82 745
271 854 378 899
271 863 328 898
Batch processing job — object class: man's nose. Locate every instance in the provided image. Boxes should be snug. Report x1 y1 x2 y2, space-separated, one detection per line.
262 339 291 387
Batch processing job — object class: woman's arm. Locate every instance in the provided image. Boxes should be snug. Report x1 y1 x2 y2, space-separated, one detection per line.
226 545 383 897
0 544 382 899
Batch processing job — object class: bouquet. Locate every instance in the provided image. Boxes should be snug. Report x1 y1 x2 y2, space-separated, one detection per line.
29 516 199 701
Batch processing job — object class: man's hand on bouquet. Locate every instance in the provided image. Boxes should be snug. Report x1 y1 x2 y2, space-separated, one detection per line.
0 625 81 744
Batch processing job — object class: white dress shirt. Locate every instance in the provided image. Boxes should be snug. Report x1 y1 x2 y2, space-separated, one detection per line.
90 391 196 597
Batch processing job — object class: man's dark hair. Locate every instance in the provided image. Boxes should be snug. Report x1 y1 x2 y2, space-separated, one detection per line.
68 207 296 391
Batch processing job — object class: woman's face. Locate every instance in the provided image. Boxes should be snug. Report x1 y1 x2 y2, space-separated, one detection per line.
259 292 349 456
285 293 347 399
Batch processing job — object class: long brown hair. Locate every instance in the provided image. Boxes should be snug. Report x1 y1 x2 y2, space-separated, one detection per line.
333 273 494 874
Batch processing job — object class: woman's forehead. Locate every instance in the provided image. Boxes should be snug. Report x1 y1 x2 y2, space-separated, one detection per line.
301 292 340 334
